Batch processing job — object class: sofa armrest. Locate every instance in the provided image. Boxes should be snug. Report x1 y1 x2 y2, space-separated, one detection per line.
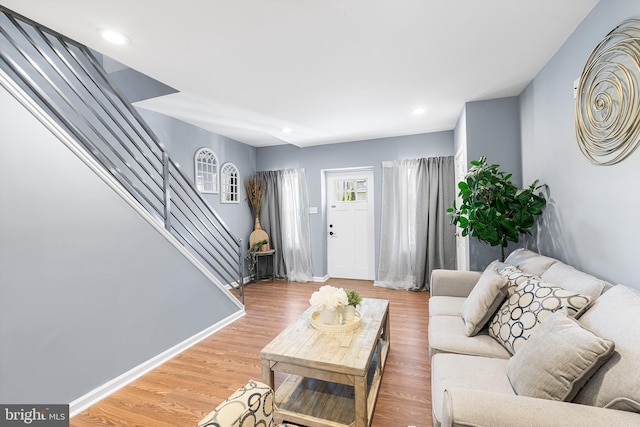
443 388 640 427
196 380 273 427
430 270 482 297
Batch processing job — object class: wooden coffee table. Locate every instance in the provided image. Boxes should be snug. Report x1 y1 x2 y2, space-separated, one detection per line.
261 298 390 427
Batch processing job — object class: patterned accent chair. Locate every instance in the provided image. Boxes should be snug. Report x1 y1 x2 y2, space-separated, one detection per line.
196 380 275 427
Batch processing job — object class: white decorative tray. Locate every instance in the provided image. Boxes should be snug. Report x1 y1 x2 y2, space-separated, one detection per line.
311 311 362 332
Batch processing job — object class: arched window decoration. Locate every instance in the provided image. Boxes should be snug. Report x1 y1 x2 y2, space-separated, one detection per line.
221 162 240 203
194 148 218 193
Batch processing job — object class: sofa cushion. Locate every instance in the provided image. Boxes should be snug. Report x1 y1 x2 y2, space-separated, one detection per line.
488 279 592 354
429 296 466 317
441 388 640 427
504 248 558 276
430 269 482 297
541 262 612 301
431 354 513 427
428 315 510 359
574 285 640 412
461 263 509 336
606 397 640 412
507 311 614 401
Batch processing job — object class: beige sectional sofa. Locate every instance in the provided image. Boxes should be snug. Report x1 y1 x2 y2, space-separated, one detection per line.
429 249 640 427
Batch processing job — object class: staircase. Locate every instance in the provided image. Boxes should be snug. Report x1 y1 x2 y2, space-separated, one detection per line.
0 7 245 301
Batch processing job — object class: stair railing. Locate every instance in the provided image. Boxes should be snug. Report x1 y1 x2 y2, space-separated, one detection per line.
0 7 245 302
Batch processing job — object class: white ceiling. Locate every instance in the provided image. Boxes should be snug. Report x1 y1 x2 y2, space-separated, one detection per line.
1 0 599 147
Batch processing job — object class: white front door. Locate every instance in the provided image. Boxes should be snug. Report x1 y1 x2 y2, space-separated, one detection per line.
326 170 375 280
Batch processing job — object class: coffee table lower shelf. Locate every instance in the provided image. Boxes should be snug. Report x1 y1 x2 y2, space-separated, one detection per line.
274 371 383 427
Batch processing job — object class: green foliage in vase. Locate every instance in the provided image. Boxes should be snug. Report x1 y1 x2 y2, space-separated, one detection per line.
447 156 547 261
346 289 362 307
246 239 269 272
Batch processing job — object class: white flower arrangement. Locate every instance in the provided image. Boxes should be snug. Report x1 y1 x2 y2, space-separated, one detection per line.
309 285 348 311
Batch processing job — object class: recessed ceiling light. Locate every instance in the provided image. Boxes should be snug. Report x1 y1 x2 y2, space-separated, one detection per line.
412 107 426 115
281 127 292 134
100 29 131 45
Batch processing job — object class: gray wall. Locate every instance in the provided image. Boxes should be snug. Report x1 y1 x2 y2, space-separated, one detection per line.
0 86 241 403
466 97 522 187
137 108 257 248
455 97 524 270
257 132 454 278
519 0 640 289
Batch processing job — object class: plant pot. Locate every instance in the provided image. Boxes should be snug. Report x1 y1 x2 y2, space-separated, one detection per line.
342 305 356 322
319 308 339 325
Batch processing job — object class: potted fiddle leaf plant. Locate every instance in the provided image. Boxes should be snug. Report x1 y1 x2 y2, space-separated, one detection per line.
447 156 547 261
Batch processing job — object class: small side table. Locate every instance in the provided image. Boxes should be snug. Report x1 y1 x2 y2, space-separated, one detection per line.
252 249 275 283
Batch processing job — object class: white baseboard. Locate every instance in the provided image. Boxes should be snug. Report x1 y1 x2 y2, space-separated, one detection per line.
69 309 245 417
228 274 328 284
224 276 251 289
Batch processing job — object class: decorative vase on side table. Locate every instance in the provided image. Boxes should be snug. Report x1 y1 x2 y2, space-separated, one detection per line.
250 218 269 251
246 176 269 250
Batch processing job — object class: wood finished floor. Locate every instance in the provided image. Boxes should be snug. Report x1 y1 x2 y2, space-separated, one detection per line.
70 279 432 427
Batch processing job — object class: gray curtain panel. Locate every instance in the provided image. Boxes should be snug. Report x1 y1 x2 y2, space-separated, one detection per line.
415 156 456 290
377 156 456 291
257 170 286 279
257 169 313 281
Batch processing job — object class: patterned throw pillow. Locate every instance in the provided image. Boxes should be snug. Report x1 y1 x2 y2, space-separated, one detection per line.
498 264 540 296
488 277 592 354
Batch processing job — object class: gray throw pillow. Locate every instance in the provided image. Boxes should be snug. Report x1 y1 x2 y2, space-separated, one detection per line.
460 262 509 336
541 262 611 301
507 311 615 401
574 285 640 412
504 248 558 276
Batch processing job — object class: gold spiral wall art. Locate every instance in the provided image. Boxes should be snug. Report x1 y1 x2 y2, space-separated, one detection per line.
576 19 640 165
